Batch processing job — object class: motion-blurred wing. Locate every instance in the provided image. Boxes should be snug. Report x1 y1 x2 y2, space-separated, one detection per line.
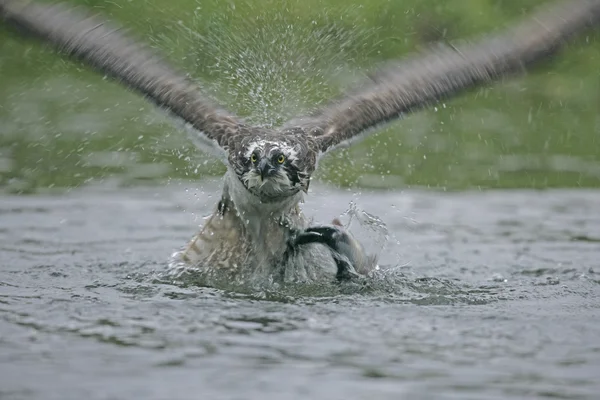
0 0 243 160
285 0 600 155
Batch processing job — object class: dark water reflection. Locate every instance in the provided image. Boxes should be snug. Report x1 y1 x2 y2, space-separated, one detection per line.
1 181 599 399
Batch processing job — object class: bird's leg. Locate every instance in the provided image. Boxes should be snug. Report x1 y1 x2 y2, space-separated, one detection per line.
288 219 372 281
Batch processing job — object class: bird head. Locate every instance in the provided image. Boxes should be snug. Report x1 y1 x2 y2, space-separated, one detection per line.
230 130 317 201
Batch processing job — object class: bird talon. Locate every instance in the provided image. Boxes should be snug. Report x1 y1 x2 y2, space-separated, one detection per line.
290 224 370 281
291 231 324 246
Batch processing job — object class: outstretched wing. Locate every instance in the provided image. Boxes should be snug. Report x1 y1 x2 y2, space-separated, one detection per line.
0 0 242 160
285 0 600 155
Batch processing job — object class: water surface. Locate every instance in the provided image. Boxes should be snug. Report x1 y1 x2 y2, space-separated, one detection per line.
1 182 599 399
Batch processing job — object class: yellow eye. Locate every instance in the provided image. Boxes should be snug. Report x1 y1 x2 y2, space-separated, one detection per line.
250 153 257 163
277 155 285 164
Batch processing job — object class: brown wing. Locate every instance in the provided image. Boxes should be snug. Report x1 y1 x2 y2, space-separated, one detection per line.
284 0 600 155
0 0 243 158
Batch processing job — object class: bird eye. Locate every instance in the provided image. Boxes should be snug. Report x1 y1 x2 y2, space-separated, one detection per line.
250 153 257 163
277 155 285 164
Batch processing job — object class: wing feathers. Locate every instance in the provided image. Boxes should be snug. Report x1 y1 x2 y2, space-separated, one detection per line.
287 0 600 154
4 0 599 159
0 0 241 156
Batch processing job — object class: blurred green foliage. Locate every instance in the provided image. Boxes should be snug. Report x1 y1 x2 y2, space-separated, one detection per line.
0 0 599 193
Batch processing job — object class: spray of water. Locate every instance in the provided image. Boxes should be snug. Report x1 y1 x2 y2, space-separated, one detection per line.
152 3 379 127
337 200 389 266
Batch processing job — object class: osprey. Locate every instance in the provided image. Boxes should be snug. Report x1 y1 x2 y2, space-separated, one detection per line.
2 0 599 286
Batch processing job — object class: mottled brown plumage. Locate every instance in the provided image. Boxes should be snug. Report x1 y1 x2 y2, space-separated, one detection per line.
2 0 599 285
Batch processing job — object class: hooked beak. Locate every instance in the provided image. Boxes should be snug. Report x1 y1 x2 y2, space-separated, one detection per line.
257 158 275 180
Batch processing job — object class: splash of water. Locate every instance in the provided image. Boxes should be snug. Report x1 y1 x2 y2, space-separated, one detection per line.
154 3 379 127
337 200 389 268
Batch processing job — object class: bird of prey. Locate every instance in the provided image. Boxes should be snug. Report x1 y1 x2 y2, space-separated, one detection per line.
1 0 599 287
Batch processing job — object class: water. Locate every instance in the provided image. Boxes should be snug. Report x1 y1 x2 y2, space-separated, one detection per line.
1 181 599 399
1 0 600 397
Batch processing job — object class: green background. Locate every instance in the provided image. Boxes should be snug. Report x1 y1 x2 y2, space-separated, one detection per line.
1 0 599 193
